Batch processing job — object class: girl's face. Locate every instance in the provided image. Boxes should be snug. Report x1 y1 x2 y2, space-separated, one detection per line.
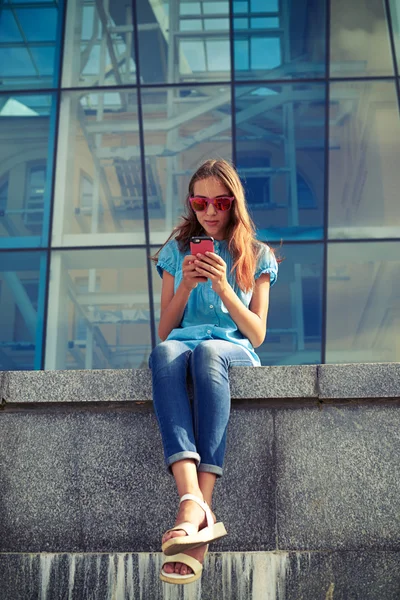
192 177 232 241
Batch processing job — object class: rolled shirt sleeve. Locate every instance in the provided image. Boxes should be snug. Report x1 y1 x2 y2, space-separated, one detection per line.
255 244 278 286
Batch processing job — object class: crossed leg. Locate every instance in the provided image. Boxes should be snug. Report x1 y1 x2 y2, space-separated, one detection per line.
162 460 216 576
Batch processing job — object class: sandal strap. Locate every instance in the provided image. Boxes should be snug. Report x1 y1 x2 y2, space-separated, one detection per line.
162 553 203 575
179 493 214 529
164 521 197 537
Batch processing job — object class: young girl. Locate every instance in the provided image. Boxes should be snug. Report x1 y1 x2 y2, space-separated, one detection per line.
149 159 278 584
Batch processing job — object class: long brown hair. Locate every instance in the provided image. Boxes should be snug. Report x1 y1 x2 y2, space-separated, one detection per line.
151 159 270 292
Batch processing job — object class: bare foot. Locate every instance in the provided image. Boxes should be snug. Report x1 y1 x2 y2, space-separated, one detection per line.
162 544 208 576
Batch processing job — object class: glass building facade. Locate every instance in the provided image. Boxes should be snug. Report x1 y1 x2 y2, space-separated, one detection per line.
0 0 399 371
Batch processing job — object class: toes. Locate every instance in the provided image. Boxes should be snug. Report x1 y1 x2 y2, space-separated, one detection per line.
180 564 190 575
174 562 181 574
163 562 175 574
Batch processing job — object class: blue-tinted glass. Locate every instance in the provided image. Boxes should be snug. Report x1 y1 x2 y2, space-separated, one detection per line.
251 37 281 70
251 0 278 10
234 1 248 11
141 86 232 242
0 47 36 77
235 39 249 69
234 18 248 29
234 0 326 79
235 83 326 241
0 11 23 42
327 242 400 363
329 80 400 239
331 0 394 77
30 46 56 76
137 0 230 84
15 8 57 41
258 243 323 366
45 249 152 370
62 0 136 87
250 17 279 28
0 4 62 89
6 0 53 3
0 251 46 371
0 94 55 245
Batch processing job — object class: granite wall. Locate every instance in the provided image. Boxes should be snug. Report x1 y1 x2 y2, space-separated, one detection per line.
0 364 399 599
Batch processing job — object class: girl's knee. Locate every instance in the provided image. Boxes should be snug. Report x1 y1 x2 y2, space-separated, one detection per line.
149 340 189 369
192 340 222 364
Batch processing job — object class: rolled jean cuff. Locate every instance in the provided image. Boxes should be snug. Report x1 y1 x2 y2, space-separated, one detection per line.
167 451 201 471
198 463 223 477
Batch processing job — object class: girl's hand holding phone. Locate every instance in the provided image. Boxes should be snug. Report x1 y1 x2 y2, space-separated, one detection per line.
181 254 207 290
194 252 229 296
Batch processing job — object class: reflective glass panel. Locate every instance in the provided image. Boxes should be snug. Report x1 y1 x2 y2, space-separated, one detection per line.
233 0 326 79
329 80 400 239
0 250 46 371
137 0 231 84
327 242 400 363
0 1 62 90
257 243 323 366
235 83 326 241
62 0 137 87
141 86 232 244
0 93 56 246
389 0 400 71
52 89 145 247
330 0 394 77
45 249 152 370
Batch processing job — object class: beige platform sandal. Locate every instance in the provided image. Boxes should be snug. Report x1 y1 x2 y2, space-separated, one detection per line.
161 493 227 556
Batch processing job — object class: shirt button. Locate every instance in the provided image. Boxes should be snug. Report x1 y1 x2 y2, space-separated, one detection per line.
207 329 211 334
209 304 214 309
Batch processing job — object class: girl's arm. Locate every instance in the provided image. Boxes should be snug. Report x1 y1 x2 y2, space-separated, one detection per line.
218 273 270 348
193 252 271 348
158 255 206 341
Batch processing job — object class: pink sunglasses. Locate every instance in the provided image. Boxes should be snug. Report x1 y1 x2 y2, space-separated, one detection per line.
189 195 234 212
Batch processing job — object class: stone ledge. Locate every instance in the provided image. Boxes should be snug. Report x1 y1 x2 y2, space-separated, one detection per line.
0 551 399 600
1 363 399 404
318 363 400 399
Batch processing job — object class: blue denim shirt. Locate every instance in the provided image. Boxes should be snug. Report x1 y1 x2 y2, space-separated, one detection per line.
156 238 278 366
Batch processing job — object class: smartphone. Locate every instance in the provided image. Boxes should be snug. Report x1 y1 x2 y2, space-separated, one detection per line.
190 236 214 256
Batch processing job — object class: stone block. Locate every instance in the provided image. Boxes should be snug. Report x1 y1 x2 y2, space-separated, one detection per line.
275 405 400 550
0 406 275 552
318 363 400 399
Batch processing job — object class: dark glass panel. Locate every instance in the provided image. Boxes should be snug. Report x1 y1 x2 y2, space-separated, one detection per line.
0 2 63 89
0 250 46 371
258 243 323 365
233 0 326 80
235 83 326 241
0 93 56 245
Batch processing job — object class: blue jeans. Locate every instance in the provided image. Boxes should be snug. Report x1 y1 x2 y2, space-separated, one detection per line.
148 339 255 477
